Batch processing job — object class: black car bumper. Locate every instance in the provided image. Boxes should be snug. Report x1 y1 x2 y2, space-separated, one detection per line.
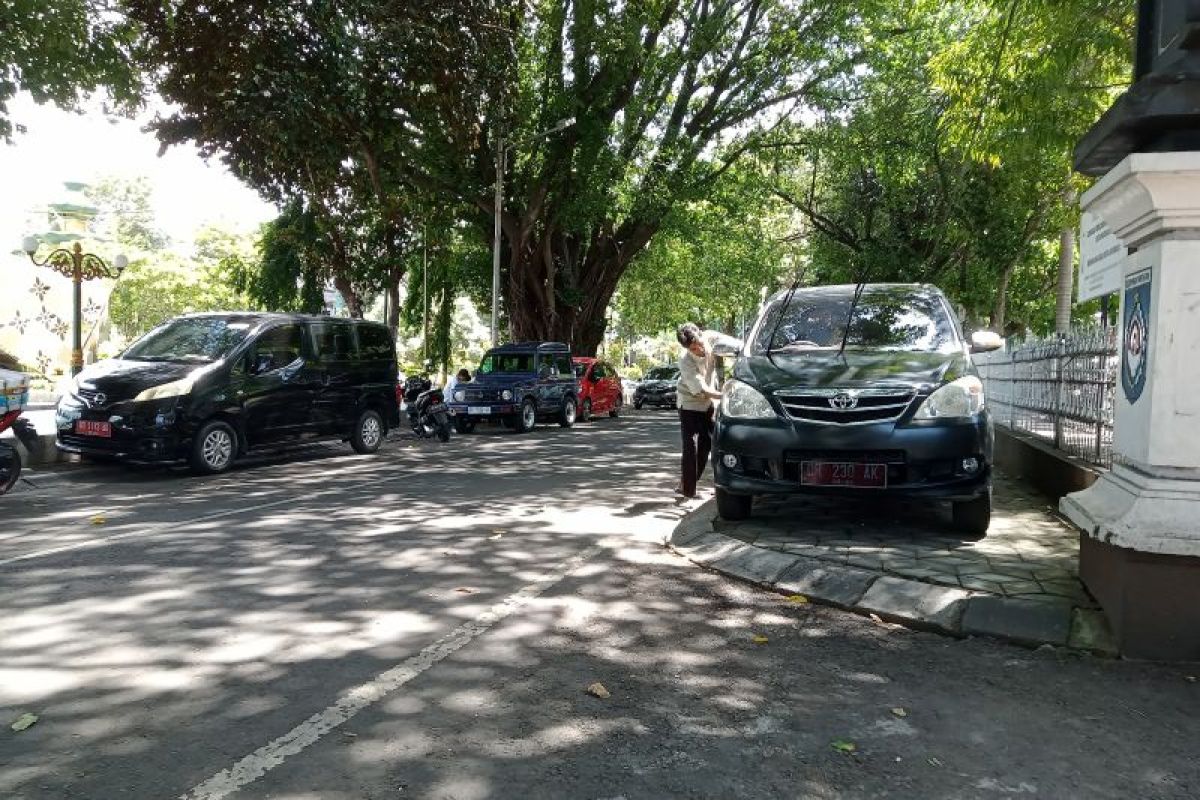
447 402 519 421
635 390 677 407
713 412 993 502
56 400 191 464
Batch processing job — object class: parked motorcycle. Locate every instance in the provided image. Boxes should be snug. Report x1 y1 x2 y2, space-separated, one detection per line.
402 374 451 442
0 369 35 496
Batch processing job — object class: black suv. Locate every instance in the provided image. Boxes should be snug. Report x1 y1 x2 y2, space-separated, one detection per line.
446 342 578 433
713 284 1002 534
634 366 679 409
56 313 401 473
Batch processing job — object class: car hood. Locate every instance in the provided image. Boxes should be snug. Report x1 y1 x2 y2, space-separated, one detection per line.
72 359 213 403
735 350 969 393
639 380 677 390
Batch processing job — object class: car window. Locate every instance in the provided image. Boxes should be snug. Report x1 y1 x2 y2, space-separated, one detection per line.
592 363 606 379
554 354 573 378
479 353 534 373
311 321 357 362
123 317 253 363
252 324 303 368
646 367 678 380
358 324 395 362
573 362 588 378
754 288 958 353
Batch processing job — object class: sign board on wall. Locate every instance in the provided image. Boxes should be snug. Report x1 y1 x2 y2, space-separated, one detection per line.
1078 211 1124 301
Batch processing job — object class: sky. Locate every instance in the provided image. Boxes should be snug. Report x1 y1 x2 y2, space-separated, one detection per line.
0 93 277 254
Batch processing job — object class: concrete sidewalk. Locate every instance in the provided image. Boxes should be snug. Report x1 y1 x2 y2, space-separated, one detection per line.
666 471 1117 655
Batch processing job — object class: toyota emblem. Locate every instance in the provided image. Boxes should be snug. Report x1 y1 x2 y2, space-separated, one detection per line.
92 392 107 407
829 392 857 410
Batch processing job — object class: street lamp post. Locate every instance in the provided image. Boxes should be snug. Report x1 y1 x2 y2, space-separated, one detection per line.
22 238 127 376
490 117 575 346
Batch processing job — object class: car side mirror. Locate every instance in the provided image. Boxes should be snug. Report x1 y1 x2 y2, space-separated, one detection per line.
970 330 1003 354
253 353 276 374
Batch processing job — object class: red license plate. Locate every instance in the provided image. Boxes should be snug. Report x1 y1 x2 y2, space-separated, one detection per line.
75 420 112 438
801 461 887 488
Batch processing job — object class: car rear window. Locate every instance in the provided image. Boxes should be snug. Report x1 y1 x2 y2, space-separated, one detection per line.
754 288 958 354
358 324 395 362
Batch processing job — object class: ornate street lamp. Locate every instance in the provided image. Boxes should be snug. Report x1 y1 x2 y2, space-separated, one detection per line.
21 237 128 376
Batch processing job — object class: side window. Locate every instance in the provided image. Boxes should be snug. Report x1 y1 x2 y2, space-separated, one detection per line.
538 353 555 377
358 325 395 362
591 363 606 380
311 322 357 363
252 324 302 370
555 354 573 378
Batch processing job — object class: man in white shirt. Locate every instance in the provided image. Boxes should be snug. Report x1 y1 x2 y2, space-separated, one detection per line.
675 323 725 498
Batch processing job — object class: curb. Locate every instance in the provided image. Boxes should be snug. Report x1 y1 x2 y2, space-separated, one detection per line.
2 431 63 466
664 500 1118 656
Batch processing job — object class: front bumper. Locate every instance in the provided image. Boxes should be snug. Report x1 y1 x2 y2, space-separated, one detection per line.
55 399 190 464
447 402 519 421
635 390 677 406
714 411 993 502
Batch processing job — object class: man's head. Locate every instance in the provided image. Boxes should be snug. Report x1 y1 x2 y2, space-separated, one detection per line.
677 322 707 357
457 369 471 381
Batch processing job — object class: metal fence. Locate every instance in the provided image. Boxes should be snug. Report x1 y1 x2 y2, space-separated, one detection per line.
974 327 1118 468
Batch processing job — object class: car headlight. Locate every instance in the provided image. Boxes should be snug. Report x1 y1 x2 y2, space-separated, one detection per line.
501 389 513 401
454 390 466 402
914 376 984 419
721 379 775 419
133 377 194 402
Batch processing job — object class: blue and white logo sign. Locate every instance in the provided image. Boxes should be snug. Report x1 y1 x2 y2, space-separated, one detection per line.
1122 268 1152 404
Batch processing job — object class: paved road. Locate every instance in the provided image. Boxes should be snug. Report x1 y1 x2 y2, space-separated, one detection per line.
1 413 1197 799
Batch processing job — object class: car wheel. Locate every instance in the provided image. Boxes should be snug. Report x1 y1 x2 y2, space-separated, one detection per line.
454 417 476 434
609 396 622 418
516 399 537 434
558 396 577 428
952 492 991 537
351 409 385 454
580 399 593 422
190 420 237 475
716 488 752 520
0 444 22 496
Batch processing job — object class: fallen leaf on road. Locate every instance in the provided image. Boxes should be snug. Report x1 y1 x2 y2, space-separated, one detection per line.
751 635 769 644
785 594 809 604
586 682 610 699
11 713 38 732
89 515 106 525
891 707 907 718
488 533 503 540
454 587 477 594
831 739 856 754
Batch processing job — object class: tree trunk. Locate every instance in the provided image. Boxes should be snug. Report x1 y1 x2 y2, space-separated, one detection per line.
385 276 401 335
991 261 1015 334
1055 186 1077 334
332 274 363 318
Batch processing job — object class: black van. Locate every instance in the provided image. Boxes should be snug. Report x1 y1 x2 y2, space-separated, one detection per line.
56 313 401 474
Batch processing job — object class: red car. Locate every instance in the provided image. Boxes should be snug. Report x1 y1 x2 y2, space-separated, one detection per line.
573 357 624 421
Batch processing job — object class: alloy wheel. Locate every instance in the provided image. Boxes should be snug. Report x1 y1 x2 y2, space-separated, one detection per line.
361 415 383 448
202 428 233 471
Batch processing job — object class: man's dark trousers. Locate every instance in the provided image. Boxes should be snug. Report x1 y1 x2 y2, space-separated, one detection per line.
679 406 715 497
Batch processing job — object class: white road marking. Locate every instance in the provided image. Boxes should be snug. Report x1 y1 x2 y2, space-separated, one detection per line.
179 544 603 800
0 468 413 568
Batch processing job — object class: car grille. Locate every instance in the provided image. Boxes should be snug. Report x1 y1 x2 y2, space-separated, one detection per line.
774 388 915 425
462 388 503 402
74 388 115 409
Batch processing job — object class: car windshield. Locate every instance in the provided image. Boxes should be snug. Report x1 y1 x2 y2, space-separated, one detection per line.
646 367 678 380
122 318 254 363
753 288 958 354
573 363 588 378
478 353 535 374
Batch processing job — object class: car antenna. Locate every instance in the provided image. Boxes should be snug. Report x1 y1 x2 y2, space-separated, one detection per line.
836 277 868 360
765 271 805 368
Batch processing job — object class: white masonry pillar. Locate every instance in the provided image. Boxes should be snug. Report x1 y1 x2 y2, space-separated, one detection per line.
1062 151 1200 660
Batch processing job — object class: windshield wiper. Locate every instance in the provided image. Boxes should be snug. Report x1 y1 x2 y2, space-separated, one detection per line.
836 280 868 359
765 272 805 368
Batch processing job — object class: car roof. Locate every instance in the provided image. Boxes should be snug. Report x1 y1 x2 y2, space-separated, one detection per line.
572 356 596 364
489 341 571 353
766 283 942 304
174 311 388 327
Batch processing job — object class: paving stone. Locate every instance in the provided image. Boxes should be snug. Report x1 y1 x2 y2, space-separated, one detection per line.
970 572 1030 583
846 554 885 570
888 566 953 581
998 580 1044 596
708 545 798 586
774 558 878 607
961 595 1072 647
677 532 748 565
857 576 972 632
1068 608 1119 656
958 576 1004 594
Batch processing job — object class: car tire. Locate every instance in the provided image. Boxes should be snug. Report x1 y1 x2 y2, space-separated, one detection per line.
190 420 237 475
716 488 753 520
434 412 452 443
580 399 593 422
609 396 622 418
454 417 476 435
558 396 577 428
351 409 385 454
516 399 537 434
952 492 991 537
0 444 22 496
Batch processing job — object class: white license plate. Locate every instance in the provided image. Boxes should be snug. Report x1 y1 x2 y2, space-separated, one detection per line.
467 406 492 415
